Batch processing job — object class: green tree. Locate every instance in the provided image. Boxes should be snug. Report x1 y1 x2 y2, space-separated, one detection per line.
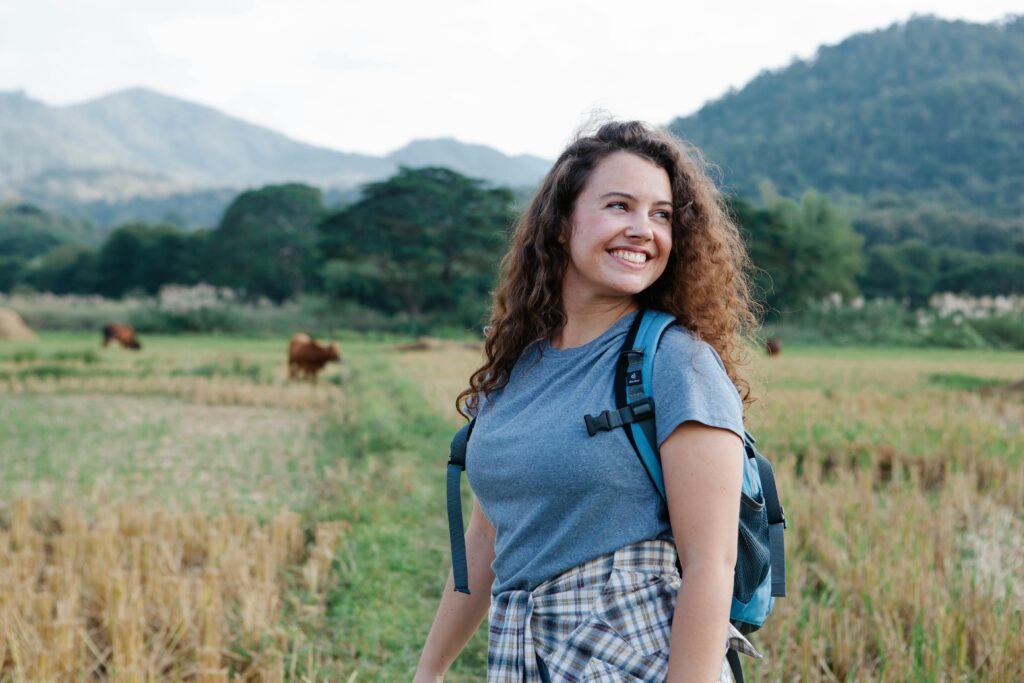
0 204 70 259
25 245 98 294
0 203 102 257
319 167 514 324
0 256 26 292
207 184 325 302
94 223 189 297
735 191 864 316
860 240 938 305
95 224 148 297
176 229 214 285
936 249 1024 295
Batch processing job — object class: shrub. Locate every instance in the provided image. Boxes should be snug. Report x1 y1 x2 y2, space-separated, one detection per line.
773 293 1024 349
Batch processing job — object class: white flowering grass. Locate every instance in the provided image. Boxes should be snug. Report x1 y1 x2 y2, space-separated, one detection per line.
928 292 1024 318
156 283 236 314
770 292 1024 349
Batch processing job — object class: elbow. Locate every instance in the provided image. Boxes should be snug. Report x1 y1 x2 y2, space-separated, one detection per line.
679 552 737 581
677 561 736 601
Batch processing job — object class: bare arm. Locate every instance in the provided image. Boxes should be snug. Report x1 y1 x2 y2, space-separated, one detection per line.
662 421 744 682
414 497 497 682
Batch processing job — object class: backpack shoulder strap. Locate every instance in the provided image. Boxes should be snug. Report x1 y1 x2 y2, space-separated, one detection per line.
623 310 677 500
749 439 788 597
584 309 676 501
446 419 475 594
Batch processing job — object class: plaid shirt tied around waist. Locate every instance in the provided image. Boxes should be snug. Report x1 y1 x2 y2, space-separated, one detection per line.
487 539 761 682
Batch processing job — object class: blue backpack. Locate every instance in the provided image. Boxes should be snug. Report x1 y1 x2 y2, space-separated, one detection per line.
445 310 787 673
580 309 787 635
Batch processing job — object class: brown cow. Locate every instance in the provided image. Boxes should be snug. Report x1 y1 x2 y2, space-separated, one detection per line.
765 337 782 357
102 323 141 350
288 333 340 383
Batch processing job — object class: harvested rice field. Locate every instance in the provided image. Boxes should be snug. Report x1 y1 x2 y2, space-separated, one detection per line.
1 333 1022 681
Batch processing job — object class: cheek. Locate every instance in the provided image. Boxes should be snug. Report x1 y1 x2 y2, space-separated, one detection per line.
651 255 669 280
654 236 673 277
654 235 672 267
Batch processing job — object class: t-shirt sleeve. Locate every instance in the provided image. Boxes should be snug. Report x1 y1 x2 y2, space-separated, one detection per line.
465 394 480 419
651 327 745 447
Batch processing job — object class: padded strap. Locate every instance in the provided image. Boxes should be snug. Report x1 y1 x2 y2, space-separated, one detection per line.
584 309 679 501
627 310 677 500
615 312 647 405
449 420 473 469
753 449 787 597
447 420 475 594
446 463 470 594
611 312 663 496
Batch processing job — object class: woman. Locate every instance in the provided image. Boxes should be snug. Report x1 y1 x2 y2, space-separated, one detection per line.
415 120 760 682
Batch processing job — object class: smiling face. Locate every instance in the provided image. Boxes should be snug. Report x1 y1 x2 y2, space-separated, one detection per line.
561 151 673 309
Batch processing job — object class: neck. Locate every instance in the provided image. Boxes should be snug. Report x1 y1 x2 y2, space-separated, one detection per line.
551 295 638 350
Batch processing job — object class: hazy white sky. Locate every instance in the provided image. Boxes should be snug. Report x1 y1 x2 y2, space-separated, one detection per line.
0 0 1019 158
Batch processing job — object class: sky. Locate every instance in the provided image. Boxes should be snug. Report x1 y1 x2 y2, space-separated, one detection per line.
0 0 1019 159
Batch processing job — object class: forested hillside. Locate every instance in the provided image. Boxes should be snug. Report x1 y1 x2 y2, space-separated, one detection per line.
669 16 1024 216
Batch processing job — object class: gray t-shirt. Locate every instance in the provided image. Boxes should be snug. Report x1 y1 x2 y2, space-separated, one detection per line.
467 311 745 596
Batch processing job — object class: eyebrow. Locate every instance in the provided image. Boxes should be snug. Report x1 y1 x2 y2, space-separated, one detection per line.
600 191 673 208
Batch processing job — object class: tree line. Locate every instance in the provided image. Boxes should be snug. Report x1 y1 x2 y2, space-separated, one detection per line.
2 166 1023 327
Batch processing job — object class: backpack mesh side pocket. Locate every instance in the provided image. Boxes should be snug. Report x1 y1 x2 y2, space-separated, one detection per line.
734 492 770 604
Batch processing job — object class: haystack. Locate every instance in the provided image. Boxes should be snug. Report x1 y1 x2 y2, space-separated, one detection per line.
0 307 36 341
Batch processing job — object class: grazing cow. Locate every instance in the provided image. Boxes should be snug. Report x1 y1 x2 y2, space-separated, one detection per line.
765 337 782 357
102 323 141 350
288 333 340 383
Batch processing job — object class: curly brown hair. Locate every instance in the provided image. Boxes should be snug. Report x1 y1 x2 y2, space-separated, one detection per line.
457 120 760 419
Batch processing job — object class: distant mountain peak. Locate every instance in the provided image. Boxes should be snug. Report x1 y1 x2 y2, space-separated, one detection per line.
77 86 217 110
668 14 1024 216
388 137 550 187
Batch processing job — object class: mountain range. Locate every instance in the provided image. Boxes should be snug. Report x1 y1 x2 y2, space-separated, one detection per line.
0 88 551 226
2 14 1022 227
670 15 1024 216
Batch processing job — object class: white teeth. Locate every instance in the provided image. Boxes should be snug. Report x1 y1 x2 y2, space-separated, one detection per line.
610 250 647 264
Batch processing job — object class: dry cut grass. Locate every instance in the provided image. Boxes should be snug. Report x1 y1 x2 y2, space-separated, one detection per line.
389 346 482 423
0 498 346 682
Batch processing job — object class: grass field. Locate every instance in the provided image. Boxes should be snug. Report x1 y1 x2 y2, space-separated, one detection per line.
1 333 1022 681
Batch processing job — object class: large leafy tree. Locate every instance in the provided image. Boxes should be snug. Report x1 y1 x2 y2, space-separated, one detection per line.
94 223 190 297
25 245 98 294
0 203 98 259
732 191 864 316
207 184 324 302
319 167 514 324
859 240 938 306
0 256 26 292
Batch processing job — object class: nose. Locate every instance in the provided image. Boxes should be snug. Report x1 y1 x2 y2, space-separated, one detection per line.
623 215 654 241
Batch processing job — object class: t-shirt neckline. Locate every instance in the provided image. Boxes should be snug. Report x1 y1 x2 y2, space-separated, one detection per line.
538 310 639 360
